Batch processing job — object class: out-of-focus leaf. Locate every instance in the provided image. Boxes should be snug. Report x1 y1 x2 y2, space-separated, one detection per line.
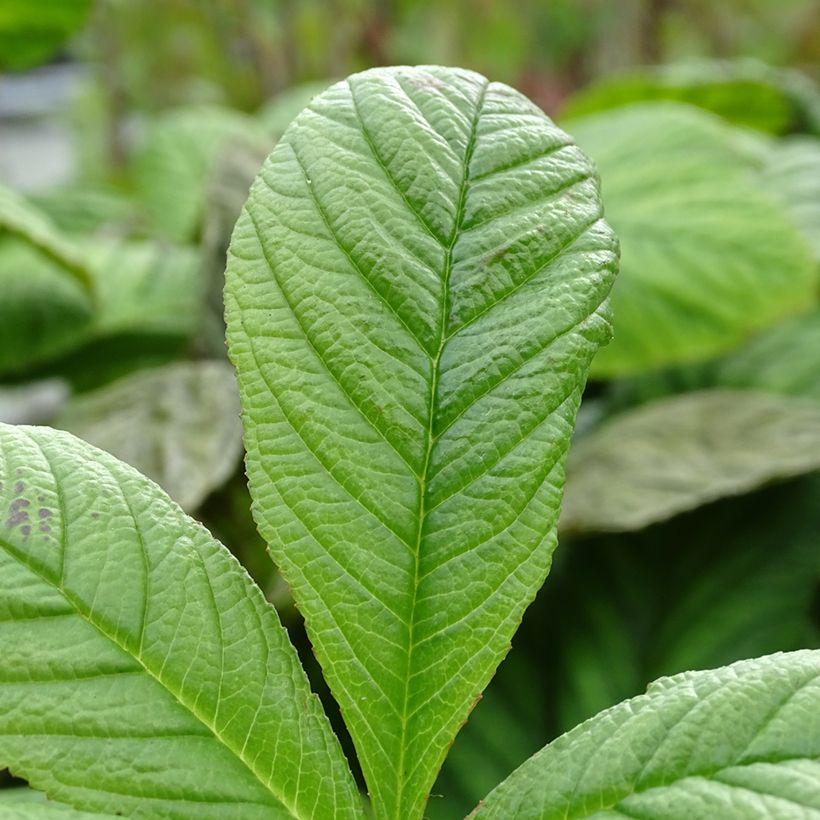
0 183 92 291
0 0 91 71
0 380 69 425
716 310 820 400
30 186 140 236
135 106 265 242
55 362 242 511
475 651 820 819
562 389 820 533
200 136 273 354
0 241 93 376
0 786 116 817
761 136 820 260
568 103 816 377
563 59 820 135
257 81 332 137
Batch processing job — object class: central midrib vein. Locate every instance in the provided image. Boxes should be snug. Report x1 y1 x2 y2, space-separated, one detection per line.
391 77 490 820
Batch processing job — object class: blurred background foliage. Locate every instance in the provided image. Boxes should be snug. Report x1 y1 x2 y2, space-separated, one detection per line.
1 0 819 816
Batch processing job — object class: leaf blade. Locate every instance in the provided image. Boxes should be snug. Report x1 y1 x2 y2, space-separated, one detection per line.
0 423 363 819
226 66 617 819
475 651 820 819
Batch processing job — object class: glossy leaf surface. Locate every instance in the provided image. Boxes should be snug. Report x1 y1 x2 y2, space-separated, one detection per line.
226 66 618 819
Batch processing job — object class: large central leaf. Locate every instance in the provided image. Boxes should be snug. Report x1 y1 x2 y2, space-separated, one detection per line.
225 66 618 819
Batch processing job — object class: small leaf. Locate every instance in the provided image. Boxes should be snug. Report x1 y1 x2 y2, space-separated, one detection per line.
226 66 617 819
567 103 816 377
475 651 820 818
55 362 243 511
0 423 363 819
562 389 820 533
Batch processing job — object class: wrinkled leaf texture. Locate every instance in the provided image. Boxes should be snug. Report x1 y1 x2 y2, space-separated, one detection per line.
0 424 363 819
226 65 618 819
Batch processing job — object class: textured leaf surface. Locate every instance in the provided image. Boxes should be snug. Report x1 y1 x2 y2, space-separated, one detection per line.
0 183 92 290
0 424 363 819
562 389 820 533
761 136 820 260
225 65 618 819
0 787 118 818
475 651 820 819
136 106 265 242
567 103 816 377
55 362 243 511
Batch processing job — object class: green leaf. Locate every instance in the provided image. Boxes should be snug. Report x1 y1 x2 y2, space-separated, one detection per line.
0 787 118 818
761 136 820 260
225 66 618 819
562 389 820 533
55 362 243 512
0 423 363 819
0 0 91 71
566 103 816 377
475 650 820 818
0 241 93 377
136 106 266 243
716 310 820 401
0 183 93 292
562 59 820 135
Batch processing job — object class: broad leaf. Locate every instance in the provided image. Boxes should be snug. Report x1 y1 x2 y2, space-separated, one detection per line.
56 362 243 511
0 184 92 291
225 66 618 819
475 650 820 818
136 106 265 242
0 787 118 818
567 103 816 377
562 389 820 533
562 59 820 135
761 136 820 260
0 423 363 819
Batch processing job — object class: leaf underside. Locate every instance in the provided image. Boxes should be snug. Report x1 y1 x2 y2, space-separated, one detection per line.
476 650 820 819
225 65 617 819
0 423 362 819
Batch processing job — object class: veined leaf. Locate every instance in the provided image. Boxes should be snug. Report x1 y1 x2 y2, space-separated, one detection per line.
55 362 243 511
566 103 816 377
475 651 820 818
0 787 118 818
0 424 363 819
225 66 618 819
0 183 92 291
562 389 820 533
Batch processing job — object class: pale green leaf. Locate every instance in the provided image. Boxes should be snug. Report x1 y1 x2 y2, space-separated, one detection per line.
0 423 363 819
0 184 92 291
0 787 118 818
566 103 816 377
55 362 243 511
475 651 820 819
225 66 618 820
136 106 265 242
562 390 820 533
761 136 820 260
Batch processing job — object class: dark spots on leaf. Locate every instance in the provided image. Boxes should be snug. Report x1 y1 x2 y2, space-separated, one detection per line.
14 481 24 495
39 522 51 534
6 498 31 530
38 508 52 519
20 525 30 537
37 495 45 503
91 511 99 520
